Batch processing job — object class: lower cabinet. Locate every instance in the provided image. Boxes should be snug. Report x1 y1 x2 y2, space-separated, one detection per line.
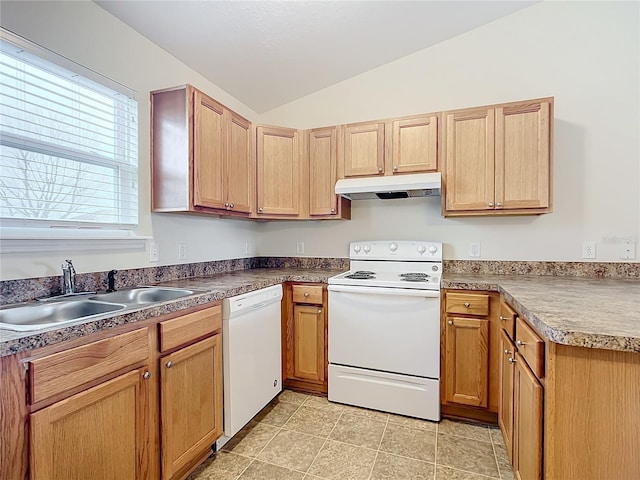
30 367 150 480
282 283 328 393
498 329 515 464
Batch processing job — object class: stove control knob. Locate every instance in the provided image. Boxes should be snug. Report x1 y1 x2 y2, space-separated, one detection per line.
428 245 438 254
363 244 371 254
353 244 361 253
417 245 426 254
389 242 398 252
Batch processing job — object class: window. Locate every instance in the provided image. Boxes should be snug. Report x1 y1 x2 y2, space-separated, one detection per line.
0 30 138 232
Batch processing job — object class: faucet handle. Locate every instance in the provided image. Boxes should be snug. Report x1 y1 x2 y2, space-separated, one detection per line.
107 269 118 292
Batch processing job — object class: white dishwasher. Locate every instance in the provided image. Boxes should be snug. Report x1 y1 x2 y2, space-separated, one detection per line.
216 284 283 449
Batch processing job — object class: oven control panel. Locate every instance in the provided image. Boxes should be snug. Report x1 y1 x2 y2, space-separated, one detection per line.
350 241 442 261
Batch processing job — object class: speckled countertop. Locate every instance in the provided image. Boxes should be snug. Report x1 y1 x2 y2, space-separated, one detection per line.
443 274 640 353
2 268 639 357
0 268 343 358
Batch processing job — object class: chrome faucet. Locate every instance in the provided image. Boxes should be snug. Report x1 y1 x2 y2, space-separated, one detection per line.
61 259 76 295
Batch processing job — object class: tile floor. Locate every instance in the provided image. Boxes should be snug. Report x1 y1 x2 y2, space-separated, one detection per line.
188 390 514 480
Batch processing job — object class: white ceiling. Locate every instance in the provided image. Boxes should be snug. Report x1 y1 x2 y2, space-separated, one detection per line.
96 1 537 114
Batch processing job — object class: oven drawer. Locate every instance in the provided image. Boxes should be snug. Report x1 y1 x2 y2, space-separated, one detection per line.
445 292 489 316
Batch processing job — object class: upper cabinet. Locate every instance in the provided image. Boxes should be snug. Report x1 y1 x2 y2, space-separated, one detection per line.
151 85 253 217
342 121 386 177
256 125 302 217
442 98 553 216
308 127 351 219
389 114 439 174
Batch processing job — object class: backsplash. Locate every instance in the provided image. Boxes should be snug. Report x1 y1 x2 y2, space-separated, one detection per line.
1 257 637 305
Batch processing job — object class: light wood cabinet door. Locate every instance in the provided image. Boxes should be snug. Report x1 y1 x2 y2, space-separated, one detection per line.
193 91 226 210
293 305 325 383
498 329 515 464
444 107 495 212
256 126 300 216
309 127 338 216
343 121 385 177
226 111 252 214
30 367 150 480
513 352 543 480
390 114 438 174
444 316 489 407
160 334 223 480
495 100 550 210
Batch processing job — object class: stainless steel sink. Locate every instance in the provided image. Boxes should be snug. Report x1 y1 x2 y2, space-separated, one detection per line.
0 300 126 332
89 287 195 305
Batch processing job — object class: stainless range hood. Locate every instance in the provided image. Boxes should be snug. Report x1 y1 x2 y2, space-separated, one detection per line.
335 172 441 200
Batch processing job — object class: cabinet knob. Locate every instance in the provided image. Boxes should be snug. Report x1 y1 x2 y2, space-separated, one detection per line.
304 292 309 297
448 320 453 325
330 208 335 213
393 165 398 172
499 315 508 321
377 166 383 173
225 202 229 208
508 357 516 364
516 340 525 347
317 309 322 314
230 203 234 208
488 202 494 207
258 207 264 213
143 371 151 380
504 349 511 355
166 361 174 368
496 202 503 207
464 302 471 308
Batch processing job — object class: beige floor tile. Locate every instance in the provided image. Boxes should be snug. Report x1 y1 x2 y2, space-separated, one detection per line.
370 452 435 480
438 419 492 442
283 405 342 437
187 451 252 480
303 395 347 413
435 465 500 479
222 421 280 457
489 427 506 448
253 400 300 427
257 429 325 472
342 404 390 422
329 412 386 449
278 390 310 405
437 433 500 478
238 460 305 479
379 423 436 462
496 454 515 480
307 440 377 480
387 413 437 431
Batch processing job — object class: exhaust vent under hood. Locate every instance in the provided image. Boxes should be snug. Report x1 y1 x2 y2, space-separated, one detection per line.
335 172 441 200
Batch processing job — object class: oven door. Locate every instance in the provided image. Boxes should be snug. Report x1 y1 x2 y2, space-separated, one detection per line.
328 284 440 379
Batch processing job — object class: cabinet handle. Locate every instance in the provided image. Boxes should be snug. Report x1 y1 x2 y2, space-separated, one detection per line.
448 320 453 325
508 357 516 364
499 315 508 321
304 292 309 297
258 207 264 213
393 165 398 172
516 340 526 347
496 202 503 207
504 349 511 355
166 361 174 368
464 302 471 308
488 202 494 207
377 166 383 173
143 371 151 380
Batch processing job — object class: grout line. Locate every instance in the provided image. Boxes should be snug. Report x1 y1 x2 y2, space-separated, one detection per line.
365 413 390 480
304 405 346 477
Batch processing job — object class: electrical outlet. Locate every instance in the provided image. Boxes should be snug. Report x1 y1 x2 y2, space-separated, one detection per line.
296 242 304 254
149 242 159 262
469 242 481 258
177 242 187 260
582 241 596 259
620 241 636 260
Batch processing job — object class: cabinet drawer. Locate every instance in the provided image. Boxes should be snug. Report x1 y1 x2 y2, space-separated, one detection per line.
445 293 489 316
515 317 545 379
499 301 517 340
29 327 149 404
292 285 323 305
159 304 222 352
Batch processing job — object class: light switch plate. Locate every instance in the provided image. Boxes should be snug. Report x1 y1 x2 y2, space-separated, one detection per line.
296 242 304 254
469 242 481 258
149 242 159 262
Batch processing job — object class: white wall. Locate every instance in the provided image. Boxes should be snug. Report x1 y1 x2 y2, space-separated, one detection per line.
0 0 261 279
258 1 640 262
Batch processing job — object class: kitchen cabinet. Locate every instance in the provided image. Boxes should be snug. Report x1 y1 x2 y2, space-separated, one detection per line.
308 127 351 219
498 301 518 463
256 125 303 217
441 290 501 423
442 97 553 216
281 283 328 394
341 121 385 177
151 84 253 216
390 114 438 174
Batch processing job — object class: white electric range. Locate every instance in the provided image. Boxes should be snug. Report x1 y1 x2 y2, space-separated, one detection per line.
328 240 442 421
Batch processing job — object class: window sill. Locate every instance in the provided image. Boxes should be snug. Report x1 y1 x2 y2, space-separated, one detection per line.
0 231 150 254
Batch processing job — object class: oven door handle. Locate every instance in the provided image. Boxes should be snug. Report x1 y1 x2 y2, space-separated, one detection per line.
328 284 440 298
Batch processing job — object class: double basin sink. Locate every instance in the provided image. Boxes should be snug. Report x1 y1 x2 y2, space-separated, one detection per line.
0 287 197 332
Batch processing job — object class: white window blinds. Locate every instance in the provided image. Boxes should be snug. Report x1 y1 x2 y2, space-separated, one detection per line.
0 31 138 229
